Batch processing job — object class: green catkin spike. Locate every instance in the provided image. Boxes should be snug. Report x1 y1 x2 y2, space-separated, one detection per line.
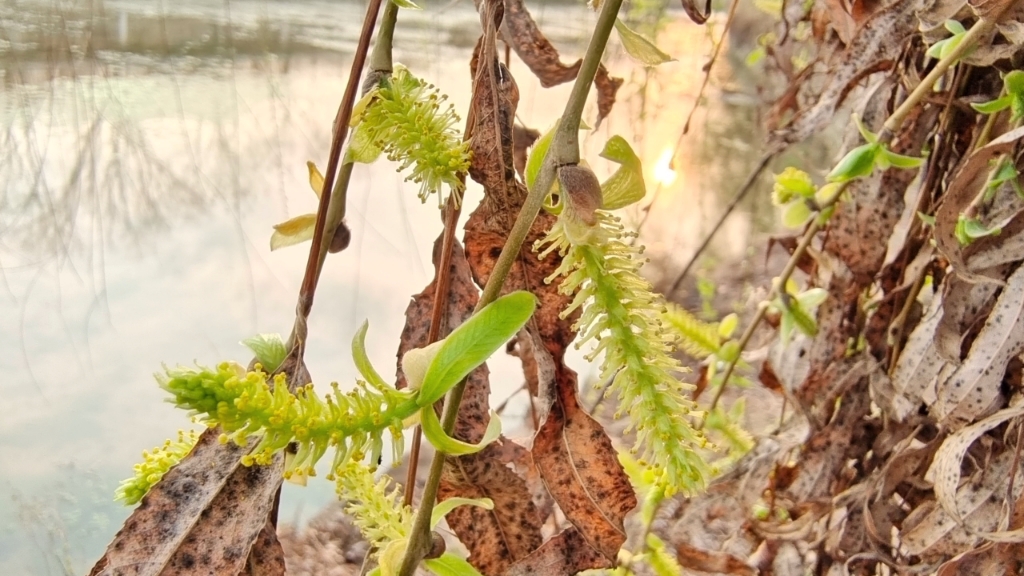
159 362 418 479
537 212 712 496
115 430 199 505
335 461 412 550
354 65 470 206
662 304 720 359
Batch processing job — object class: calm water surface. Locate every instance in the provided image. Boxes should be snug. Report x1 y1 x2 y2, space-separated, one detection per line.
0 0 770 572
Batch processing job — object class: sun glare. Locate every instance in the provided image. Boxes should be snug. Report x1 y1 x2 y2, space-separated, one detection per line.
653 148 677 186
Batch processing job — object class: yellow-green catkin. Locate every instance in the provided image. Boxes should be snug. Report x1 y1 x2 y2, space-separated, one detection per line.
115 430 199 505
353 65 470 206
538 212 712 496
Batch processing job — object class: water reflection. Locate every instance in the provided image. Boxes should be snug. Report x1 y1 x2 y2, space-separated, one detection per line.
0 1 774 573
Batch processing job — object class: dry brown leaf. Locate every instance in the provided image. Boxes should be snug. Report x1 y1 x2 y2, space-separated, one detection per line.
90 431 285 576
91 355 309 576
498 0 581 87
473 0 622 124
769 0 921 147
464 0 577 362
395 234 545 574
241 520 287 576
532 365 636 560
438 448 543 576
675 542 755 575
931 402 1024 525
932 264 1024 426
503 528 612 575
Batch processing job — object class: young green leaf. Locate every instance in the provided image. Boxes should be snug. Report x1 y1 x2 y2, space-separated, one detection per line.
772 167 815 205
525 123 556 190
346 123 384 164
270 213 317 251
614 19 674 66
430 498 494 529
423 553 486 576
827 143 879 182
352 321 391 392
417 291 537 405
972 95 1012 115
420 405 502 455
879 148 925 169
599 135 647 210
241 334 288 372
307 161 325 198
781 200 813 228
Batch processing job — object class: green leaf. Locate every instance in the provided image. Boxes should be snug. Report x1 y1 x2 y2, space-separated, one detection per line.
599 135 647 210
430 497 494 529
241 334 288 372
1006 70 1024 96
420 404 501 455
525 123 556 190
270 213 317 250
944 19 966 34
351 321 391 392
827 143 879 182
878 147 924 170
718 313 738 339
957 216 1001 245
917 211 936 226
390 0 421 8
972 95 1012 115
423 553 486 576
418 291 537 405
746 46 766 66
797 287 828 309
852 114 878 144
614 19 674 66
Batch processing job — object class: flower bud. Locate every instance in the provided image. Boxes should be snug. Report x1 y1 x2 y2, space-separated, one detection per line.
558 164 603 226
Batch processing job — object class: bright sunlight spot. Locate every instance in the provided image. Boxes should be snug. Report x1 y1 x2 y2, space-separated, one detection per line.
653 148 677 186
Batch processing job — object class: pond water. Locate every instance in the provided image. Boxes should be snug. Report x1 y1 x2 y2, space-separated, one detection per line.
0 0 776 573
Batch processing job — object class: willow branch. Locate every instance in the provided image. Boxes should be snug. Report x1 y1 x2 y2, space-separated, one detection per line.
396 0 624 573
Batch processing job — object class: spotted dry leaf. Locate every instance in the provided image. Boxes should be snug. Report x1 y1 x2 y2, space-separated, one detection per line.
464 0 577 361
768 0 921 147
504 527 612 576
90 431 284 576
473 0 623 124
396 234 544 574
532 365 637 560
241 520 287 576
438 447 543 576
90 355 308 576
932 264 1024 427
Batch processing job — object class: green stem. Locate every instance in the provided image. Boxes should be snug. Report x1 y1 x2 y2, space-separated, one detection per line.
396 0 624 573
880 13 1005 143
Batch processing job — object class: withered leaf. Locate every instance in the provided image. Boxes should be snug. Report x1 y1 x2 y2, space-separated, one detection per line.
675 542 755 575
497 0 581 88
240 520 286 576
91 354 309 576
503 528 612 576
769 0 920 147
933 263 1024 427
90 431 284 576
396 234 544 574
464 0 577 361
532 365 636 559
438 447 543 576
473 0 623 124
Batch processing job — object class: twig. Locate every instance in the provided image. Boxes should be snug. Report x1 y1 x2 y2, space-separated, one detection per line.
668 151 775 295
287 0 383 350
396 0 624 572
678 0 740 137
